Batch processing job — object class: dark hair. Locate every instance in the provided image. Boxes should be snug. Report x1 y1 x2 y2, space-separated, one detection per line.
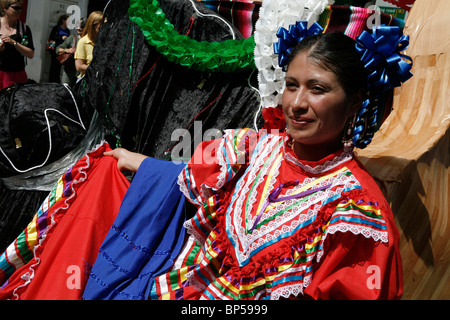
287 32 368 96
286 32 381 149
57 14 69 26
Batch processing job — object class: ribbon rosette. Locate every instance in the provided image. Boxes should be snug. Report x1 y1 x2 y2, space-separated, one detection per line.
355 25 413 92
274 21 324 71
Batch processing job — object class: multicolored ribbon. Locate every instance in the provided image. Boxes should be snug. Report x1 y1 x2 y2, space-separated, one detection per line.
274 21 324 71
355 25 413 92
250 180 332 232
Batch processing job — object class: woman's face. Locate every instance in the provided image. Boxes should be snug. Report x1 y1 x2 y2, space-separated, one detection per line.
282 51 357 155
4 2 22 18
94 22 101 34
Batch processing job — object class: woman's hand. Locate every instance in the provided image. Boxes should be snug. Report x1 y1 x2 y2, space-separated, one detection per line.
0 35 34 58
0 35 14 46
104 148 148 172
59 47 76 55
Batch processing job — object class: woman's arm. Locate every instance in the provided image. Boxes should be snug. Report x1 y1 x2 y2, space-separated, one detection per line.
13 40 34 59
75 58 89 73
0 35 34 58
56 36 75 55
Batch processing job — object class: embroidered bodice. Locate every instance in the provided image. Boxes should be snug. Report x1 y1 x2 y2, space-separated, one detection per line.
153 129 397 300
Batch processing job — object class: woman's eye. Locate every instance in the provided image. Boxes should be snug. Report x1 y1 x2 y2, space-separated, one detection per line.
311 86 326 93
285 82 297 90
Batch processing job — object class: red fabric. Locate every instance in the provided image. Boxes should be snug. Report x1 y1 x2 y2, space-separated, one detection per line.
303 232 402 299
261 105 285 131
0 144 130 300
176 130 403 299
0 70 27 91
383 0 416 11
300 157 403 299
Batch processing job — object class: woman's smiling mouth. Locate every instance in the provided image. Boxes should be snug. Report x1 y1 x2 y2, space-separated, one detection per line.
289 116 314 127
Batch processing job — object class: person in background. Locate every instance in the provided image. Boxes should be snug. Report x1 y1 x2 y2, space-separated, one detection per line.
47 14 70 83
74 11 103 80
56 17 85 87
0 0 34 90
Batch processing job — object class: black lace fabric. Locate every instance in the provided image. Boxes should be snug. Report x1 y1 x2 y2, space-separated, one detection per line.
81 0 261 159
0 0 262 251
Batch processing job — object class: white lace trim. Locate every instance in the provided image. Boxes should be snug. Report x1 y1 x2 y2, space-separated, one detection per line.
317 222 389 263
284 147 354 175
226 135 284 262
224 133 360 265
216 129 249 191
179 131 388 299
176 172 191 203
270 280 310 300
10 141 107 300
177 129 255 208
233 135 281 234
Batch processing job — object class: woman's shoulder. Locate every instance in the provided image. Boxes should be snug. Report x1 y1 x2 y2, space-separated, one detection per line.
340 156 398 234
346 156 388 201
78 35 92 44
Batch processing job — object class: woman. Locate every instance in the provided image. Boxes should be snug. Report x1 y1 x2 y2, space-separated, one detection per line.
48 14 70 83
97 30 407 299
0 23 410 300
56 18 86 87
74 11 103 79
0 0 34 90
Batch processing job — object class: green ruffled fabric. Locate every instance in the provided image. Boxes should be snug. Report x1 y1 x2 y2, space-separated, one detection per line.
128 0 256 72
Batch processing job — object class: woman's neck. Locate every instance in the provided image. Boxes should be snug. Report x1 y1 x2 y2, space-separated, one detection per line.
1 15 17 29
292 139 343 162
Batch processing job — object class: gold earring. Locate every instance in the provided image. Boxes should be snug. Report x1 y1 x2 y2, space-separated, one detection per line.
342 114 356 148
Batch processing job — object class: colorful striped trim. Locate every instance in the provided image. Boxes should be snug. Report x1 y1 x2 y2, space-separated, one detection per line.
317 5 402 40
199 0 261 39
0 169 74 286
0 143 106 290
162 130 390 300
323 198 389 244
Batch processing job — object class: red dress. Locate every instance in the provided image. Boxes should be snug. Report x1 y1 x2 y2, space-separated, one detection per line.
0 131 403 300
151 129 403 300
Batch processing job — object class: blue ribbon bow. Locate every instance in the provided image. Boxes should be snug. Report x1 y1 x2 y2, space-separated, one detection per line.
355 25 413 92
274 21 324 71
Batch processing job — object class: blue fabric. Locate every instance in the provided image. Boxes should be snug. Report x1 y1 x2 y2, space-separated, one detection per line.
83 157 187 300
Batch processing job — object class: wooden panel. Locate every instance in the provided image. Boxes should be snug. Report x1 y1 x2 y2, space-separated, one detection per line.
356 0 450 299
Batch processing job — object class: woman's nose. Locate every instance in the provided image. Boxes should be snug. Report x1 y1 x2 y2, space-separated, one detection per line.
290 87 309 111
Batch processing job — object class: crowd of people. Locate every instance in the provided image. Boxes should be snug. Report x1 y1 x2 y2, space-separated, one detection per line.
0 0 103 90
49 10 103 85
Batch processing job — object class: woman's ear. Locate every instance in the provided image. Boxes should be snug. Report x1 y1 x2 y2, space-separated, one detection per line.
348 89 366 115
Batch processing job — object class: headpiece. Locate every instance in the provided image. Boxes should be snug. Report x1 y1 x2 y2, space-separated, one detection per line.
274 21 324 71
274 21 413 149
